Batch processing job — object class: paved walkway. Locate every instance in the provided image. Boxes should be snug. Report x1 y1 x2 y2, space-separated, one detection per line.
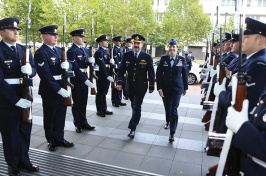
0 81 219 176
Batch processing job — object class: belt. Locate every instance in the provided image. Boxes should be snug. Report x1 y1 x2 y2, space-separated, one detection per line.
80 68 87 72
53 75 62 80
248 154 266 168
4 78 21 85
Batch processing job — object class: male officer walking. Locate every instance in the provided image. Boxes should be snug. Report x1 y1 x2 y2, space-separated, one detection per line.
117 34 155 138
35 25 74 151
0 17 39 175
156 38 188 142
94 34 114 117
111 36 126 107
184 51 192 72
67 29 96 133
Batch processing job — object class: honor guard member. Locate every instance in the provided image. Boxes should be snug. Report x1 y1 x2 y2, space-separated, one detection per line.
35 25 74 152
0 18 39 175
156 38 188 142
122 38 133 100
184 51 192 72
188 51 194 60
67 29 96 133
124 38 133 53
117 34 155 138
111 36 126 107
222 32 237 65
94 34 114 117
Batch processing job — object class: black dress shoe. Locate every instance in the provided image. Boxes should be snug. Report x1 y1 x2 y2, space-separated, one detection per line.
112 103 120 107
18 163 39 172
103 110 113 115
169 134 174 142
164 122 169 129
76 126 82 133
48 143 57 151
119 102 126 106
97 111 106 117
56 140 74 148
8 166 20 176
81 124 95 130
127 130 135 138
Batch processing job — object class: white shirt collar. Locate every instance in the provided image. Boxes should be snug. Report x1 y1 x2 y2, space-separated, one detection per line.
3 40 16 49
247 51 259 60
74 43 81 48
134 51 141 57
44 43 54 50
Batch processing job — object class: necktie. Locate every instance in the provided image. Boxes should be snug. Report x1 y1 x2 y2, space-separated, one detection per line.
11 46 16 53
170 57 174 67
134 53 137 60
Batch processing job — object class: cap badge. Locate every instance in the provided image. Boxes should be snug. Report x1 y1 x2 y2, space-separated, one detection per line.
54 29 57 33
135 36 139 41
13 21 17 27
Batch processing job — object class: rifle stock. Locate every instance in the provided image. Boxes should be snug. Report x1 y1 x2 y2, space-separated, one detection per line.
89 47 97 95
109 48 116 88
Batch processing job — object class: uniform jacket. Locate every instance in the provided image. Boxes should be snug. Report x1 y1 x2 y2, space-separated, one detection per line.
118 50 155 94
156 55 188 94
94 47 110 81
67 44 89 86
0 40 36 107
124 46 132 53
185 56 192 71
222 51 238 65
232 91 266 175
34 44 72 98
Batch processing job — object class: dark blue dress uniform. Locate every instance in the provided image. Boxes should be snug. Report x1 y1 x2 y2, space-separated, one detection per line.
111 36 123 106
0 18 37 170
156 38 188 136
230 17 266 176
34 25 72 146
184 51 192 72
94 34 111 114
67 29 91 129
118 34 155 132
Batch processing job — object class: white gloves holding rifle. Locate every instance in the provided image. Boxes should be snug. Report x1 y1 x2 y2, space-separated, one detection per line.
207 65 213 72
57 88 70 98
21 63 32 76
109 58 115 65
107 76 114 82
210 68 217 78
214 77 226 96
15 98 31 108
85 80 96 88
61 61 69 70
226 99 249 133
89 57 95 64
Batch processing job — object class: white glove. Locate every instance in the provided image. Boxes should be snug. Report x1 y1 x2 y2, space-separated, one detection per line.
226 99 249 133
88 57 95 64
214 77 226 96
57 88 70 98
15 98 31 108
109 58 115 65
107 76 114 82
85 80 96 88
61 61 69 70
21 63 32 75
210 68 217 78
207 65 213 72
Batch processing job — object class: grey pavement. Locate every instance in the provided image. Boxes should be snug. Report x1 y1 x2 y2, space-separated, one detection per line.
0 81 219 176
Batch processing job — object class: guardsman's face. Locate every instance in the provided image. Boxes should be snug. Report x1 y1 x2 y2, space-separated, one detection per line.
224 41 232 52
231 41 239 54
242 34 265 56
114 41 121 47
168 45 178 57
42 34 58 47
126 42 132 47
0 29 19 44
73 36 84 46
100 40 109 48
133 42 143 53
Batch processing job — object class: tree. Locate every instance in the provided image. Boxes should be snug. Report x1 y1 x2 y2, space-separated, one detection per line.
161 0 211 48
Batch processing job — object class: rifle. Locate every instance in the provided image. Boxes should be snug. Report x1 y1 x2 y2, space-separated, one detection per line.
205 35 209 62
61 10 74 106
22 0 33 123
109 25 116 88
89 46 97 95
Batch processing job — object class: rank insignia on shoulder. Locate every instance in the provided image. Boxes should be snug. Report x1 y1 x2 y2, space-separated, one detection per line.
257 62 265 65
99 57 103 60
70 60 75 62
262 114 266 122
38 62 44 67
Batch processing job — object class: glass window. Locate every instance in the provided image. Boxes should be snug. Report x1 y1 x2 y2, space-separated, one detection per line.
152 0 154 5
164 0 168 5
231 0 235 6
157 0 160 6
226 0 230 6
258 0 262 7
263 0 266 7
247 0 251 7
221 0 225 6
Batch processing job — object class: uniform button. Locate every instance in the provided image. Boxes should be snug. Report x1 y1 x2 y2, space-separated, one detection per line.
134 68 136 70
135 63 136 65
134 73 135 75
260 100 264 104
257 103 259 106
8 66 10 68
20 60 21 63
247 154 252 158
254 113 258 118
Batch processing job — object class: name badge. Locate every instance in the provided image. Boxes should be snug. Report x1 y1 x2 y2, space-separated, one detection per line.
77 55 82 58
163 64 168 66
4 60 12 65
126 61 130 64
50 57 56 61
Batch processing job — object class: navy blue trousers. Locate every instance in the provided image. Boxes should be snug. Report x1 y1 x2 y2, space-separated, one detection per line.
96 79 109 112
41 95 66 144
111 87 122 104
163 93 182 134
122 80 128 98
128 91 146 131
0 107 31 167
72 84 89 127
